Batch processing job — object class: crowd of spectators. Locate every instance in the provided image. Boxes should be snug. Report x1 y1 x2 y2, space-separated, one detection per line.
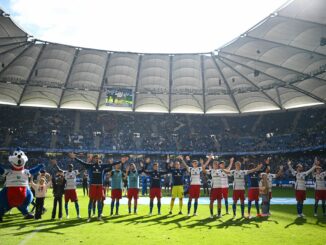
0 105 325 153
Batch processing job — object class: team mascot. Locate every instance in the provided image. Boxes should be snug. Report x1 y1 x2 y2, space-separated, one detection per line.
0 148 44 222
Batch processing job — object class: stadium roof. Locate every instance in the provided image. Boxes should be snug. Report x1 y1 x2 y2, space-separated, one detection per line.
0 0 325 114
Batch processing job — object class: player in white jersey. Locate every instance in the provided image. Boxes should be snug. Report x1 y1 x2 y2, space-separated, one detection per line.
223 161 262 218
288 159 316 217
313 164 326 217
53 160 80 219
186 156 211 216
204 158 233 218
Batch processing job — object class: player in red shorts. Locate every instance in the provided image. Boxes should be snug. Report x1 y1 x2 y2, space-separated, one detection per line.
125 163 141 214
313 163 326 217
107 163 125 216
53 160 81 219
186 156 211 216
203 158 233 218
288 159 316 217
142 158 168 215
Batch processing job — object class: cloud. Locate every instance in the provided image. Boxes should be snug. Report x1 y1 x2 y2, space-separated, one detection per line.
6 0 288 53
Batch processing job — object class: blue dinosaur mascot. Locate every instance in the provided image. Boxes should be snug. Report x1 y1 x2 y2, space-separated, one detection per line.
0 148 44 221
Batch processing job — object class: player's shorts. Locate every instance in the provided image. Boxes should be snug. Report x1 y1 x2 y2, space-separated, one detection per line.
233 189 245 202
210 188 228 201
64 189 78 202
111 189 122 199
127 188 139 199
89 185 104 201
248 188 260 201
315 190 326 201
295 190 306 202
189 185 201 199
171 185 184 198
269 191 272 200
150 187 162 199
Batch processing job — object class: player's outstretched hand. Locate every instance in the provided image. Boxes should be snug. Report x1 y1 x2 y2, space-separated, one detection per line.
287 160 292 166
185 156 190 161
121 156 129 164
230 157 234 163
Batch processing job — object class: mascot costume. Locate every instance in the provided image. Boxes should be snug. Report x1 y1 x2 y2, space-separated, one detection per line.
0 148 44 221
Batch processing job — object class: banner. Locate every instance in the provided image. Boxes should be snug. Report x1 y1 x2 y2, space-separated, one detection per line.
106 88 133 108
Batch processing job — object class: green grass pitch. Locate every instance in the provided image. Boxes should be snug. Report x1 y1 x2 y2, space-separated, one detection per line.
0 188 325 245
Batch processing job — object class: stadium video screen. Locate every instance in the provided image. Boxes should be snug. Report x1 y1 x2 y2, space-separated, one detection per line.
106 88 133 108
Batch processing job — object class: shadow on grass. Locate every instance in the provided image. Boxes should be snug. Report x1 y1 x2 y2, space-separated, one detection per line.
285 216 326 228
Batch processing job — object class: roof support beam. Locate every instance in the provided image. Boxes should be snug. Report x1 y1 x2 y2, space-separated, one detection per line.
245 35 325 57
168 55 173 113
18 44 46 105
219 54 326 104
132 55 143 112
0 42 28 56
58 48 79 108
96 52 111 110
217 56 283 109
0 40 27 47
277 14 326 28
276 87 282 106
200 55 206 113
0 42 32 77
219 51 326 83
210 53 241 113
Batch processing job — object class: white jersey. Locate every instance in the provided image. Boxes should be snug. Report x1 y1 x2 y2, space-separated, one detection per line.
31 182 51 198
313 172 326 190
208 169 229 188
267 174 276 192
4 169 30 187
230 170 248 190
64 170 79 190
289 165 315 190
189 167 202 185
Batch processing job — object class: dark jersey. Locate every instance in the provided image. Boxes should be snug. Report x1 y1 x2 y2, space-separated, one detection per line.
168 168 186 186
75 158 121 185
144 170 168 188
247 172 260 188
52 175 65 197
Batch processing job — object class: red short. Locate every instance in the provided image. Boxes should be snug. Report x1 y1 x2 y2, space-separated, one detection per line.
233 190 245 202
248 188 260 201
295 190 306 202
64 189 78 202
269 191 272 200
315 190 326 201
189 185 201 199
111 189 122 199
89 185 104 201
150 188 162 199
7 186 27 207
127 188 139 200
210 188 228 201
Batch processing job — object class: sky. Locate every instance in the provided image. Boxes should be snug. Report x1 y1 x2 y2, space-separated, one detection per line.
0 0 290 53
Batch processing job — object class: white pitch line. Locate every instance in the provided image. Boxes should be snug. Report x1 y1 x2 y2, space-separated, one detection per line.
18 225 44 245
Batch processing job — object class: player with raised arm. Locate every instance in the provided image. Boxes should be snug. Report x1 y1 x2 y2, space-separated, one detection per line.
142 158 168 215
52 159 81 219
125 163 141 214
223 160 262 219
312 158 325 217
168 155 189 215
288 159 316 217
69 153 128 222
246 162 266 219
203 158 233 218
186 156 211 216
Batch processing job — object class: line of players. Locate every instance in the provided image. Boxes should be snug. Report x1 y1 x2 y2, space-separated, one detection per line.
49 153 325 222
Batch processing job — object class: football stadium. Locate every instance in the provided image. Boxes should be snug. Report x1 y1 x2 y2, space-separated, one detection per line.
0 0 325 244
